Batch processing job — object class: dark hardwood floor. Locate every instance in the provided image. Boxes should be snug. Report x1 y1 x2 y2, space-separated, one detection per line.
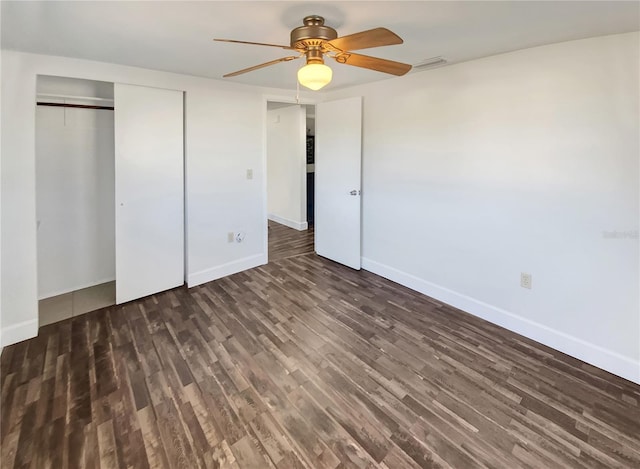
268 220 314 262
2 223 640 468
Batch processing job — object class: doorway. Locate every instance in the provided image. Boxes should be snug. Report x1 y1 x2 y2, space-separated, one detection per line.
266 101 315 261
306 107 315 227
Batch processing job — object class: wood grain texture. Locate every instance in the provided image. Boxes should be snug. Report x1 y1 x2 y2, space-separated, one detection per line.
268 220 314 262
2 224 639 468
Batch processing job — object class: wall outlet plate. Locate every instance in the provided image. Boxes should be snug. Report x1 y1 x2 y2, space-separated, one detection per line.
521 272 532 289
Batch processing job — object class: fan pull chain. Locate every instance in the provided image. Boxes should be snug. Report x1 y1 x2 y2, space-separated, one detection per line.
296 78 300 103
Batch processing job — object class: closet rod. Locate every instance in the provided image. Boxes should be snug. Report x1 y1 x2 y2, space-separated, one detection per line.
36 102 114 111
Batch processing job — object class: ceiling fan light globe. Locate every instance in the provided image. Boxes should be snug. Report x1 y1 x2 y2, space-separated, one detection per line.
297 63 332 90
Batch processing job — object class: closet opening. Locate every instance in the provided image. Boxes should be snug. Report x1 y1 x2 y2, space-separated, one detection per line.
36 76 186 326
36 76 116 326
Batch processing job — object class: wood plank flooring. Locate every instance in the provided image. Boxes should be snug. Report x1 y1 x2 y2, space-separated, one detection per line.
2 225 640 468
268 220 314 262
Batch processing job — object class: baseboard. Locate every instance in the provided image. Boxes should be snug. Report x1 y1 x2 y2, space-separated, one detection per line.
0 319 39 349
268 214 308 231
39 277 116 300
361 257 640 385
187 254 267 288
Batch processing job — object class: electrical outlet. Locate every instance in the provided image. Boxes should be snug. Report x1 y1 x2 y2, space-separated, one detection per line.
246 169 253 180
521 272 532 289
227 232 234 243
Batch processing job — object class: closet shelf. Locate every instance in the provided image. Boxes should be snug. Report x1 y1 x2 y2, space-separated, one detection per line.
36 93 114 102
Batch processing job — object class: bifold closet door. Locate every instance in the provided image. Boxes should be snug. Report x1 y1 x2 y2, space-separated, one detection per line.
114 83 184 304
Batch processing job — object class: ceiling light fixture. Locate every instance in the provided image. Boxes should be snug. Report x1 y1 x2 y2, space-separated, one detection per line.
297 62 332 90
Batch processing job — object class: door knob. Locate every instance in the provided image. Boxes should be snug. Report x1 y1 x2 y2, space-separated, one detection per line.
349 190 361 196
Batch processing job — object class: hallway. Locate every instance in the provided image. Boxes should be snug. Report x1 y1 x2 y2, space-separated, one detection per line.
268 220 314 262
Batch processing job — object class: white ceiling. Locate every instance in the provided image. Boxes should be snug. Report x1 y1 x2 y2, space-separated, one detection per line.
2 1 638 91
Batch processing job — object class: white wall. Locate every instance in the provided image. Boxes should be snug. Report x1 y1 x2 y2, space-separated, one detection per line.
0 50 298 346
36 76 115 298
0 4 3 338
37 74 114 99
326 32 640 383
267 105 307 230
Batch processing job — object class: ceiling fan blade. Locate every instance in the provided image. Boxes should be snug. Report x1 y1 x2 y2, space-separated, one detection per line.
327 28 403 52
214 38 295 50
334 52 411 76
223 56 301 78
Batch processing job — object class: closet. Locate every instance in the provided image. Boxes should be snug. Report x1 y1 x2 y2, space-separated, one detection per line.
36 76 184 326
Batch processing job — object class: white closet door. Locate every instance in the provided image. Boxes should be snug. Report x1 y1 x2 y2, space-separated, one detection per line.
315 96 362 269
114 84 184 304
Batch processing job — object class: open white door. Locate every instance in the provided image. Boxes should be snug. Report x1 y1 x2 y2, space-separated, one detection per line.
114 84 184 304
315 96 362 269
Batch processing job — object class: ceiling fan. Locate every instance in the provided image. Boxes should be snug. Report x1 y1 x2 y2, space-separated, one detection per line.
214 15 412 90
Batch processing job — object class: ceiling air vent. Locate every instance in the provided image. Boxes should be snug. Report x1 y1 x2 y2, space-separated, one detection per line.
413 56 448 70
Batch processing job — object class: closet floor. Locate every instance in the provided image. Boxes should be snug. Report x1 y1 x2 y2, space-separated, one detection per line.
39 281 116 326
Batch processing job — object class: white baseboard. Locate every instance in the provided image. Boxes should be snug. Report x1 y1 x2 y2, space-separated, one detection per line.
187 253 267 288
39 277 116 300
0 319 39 349
268 214 308 231
362 257 640 385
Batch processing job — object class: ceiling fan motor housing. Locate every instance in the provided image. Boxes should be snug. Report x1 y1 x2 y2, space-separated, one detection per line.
290 15 338 62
